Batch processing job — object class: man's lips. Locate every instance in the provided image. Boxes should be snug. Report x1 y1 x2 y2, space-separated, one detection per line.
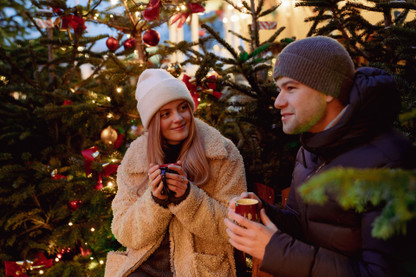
281 113 293 120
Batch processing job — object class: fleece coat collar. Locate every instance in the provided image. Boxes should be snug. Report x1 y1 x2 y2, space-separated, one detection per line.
122 118 229 174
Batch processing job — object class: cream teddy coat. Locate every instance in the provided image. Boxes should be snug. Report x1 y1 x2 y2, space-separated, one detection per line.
104 119 247 277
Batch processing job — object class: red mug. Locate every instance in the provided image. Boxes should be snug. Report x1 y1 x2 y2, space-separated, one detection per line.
235 198 259 222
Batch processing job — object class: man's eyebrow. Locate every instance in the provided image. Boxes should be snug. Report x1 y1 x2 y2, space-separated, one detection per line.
278 80 300 88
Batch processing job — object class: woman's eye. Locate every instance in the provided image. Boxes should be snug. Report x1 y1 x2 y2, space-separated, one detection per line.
160 112 169 118
179 104 188 111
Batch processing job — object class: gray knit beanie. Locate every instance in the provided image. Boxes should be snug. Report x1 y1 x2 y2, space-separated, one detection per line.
135 69 195 129
273 36 355 98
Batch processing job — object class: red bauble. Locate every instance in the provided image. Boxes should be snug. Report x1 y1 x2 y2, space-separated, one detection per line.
106 36 119 51
68 200 82 212
142 29 160 47
124 38 136 50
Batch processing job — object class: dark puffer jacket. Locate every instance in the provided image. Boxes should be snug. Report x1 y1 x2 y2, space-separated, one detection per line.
261 67 416 277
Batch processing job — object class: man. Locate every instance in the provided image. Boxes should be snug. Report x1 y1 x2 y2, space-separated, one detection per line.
224 36 416 277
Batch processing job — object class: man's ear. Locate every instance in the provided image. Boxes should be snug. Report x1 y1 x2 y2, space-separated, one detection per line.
325 94 335 103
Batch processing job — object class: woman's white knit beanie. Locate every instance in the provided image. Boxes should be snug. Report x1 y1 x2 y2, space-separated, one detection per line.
135 69 195 129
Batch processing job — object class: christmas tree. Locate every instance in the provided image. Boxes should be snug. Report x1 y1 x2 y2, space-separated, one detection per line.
0 0 210 276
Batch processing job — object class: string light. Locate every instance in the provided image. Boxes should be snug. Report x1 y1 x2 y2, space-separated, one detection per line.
68 222 73 226
91 227 95 232
107 181 114 187
107 113 114 118
116 87 122 93
99 260 104 265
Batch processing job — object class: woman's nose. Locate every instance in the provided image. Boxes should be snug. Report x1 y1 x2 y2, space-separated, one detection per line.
172 111 183 122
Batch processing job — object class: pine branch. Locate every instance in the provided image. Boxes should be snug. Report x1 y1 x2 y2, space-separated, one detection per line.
299 168 416 240
265 26 285 44
0 47 37 88
201 23 239 59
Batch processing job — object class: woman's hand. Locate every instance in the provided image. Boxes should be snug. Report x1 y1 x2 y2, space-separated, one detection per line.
148 163 168 200
164 161 189 198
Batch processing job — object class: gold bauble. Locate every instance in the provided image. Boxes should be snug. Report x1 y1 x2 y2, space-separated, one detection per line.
100 126 118 145
166 62 182 78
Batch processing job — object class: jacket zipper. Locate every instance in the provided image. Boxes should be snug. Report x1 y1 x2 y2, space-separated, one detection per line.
303 162 326 232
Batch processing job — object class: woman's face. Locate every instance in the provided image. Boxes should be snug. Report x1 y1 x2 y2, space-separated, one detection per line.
159 100 192 145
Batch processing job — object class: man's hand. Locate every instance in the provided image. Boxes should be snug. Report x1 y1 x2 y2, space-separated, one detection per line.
224 208 277 260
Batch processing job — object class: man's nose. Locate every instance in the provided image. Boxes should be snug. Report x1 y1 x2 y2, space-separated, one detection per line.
274 93 285 109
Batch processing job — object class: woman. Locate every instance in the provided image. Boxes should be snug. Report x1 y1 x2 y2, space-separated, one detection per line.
105 69 247 277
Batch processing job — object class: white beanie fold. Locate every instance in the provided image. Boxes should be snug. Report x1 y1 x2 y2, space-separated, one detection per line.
135 69 195 129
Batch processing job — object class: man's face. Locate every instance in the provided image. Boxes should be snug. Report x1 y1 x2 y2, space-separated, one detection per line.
274 77 329 134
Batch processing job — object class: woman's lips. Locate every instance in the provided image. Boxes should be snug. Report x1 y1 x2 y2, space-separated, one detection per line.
172 124 185 131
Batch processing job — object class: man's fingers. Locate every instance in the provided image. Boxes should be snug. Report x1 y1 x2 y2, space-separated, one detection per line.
260 209 278 232
227 210 256 230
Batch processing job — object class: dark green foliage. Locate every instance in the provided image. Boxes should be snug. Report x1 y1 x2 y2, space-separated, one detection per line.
299 168 416 240
0 1 139 275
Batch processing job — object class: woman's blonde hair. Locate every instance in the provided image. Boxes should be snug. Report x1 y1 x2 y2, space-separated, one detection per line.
146 103 210 186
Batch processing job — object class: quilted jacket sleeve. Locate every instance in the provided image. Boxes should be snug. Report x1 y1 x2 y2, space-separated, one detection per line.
260 208 408 277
